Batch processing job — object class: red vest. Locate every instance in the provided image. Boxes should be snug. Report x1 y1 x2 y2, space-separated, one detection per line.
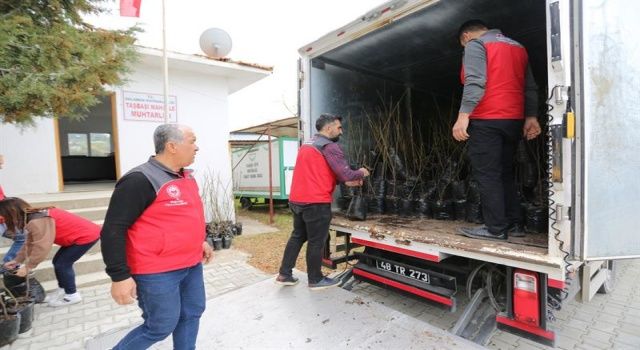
461 33 528 119
48 208 100 246
0 185 4 200
126 170 205 274
289 144 336 204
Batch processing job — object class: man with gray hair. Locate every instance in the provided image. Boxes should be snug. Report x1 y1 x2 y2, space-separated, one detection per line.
101 124 213 349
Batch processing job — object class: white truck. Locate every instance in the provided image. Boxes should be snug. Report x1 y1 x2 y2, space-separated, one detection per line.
298 0 640 346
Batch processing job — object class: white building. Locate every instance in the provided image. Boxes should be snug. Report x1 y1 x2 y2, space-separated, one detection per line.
0 47 271 219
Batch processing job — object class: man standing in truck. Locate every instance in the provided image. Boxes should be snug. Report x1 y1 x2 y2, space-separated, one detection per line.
452 20 541 241
276 113 370 289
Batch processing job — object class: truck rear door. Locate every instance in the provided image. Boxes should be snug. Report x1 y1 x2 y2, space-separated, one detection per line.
575 0 640 260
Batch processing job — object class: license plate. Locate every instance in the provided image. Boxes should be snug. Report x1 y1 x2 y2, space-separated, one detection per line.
375 259 430 284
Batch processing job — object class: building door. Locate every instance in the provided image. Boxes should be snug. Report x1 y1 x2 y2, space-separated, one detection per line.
55 94 119 189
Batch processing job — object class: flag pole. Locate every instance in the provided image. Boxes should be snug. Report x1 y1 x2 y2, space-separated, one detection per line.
162 0 169 124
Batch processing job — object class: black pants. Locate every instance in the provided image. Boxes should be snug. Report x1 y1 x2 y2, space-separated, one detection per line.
468 119 524 234
53 239 98 294
279 203 331 284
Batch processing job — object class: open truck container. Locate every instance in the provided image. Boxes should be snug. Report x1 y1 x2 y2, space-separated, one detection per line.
298 0 640 346
231 137 298 208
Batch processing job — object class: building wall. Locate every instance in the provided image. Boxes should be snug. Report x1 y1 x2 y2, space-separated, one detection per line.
0 60 239 222
0 120 59 195
115 65 235 222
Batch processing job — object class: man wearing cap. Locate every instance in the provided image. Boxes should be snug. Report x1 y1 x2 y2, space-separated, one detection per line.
276 113 370 289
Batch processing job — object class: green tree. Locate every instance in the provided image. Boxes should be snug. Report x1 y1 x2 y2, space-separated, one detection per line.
0 0 139 125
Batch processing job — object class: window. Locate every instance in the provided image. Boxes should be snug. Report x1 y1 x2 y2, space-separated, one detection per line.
68 133 88 156
67 133 112 156
90 133 112 156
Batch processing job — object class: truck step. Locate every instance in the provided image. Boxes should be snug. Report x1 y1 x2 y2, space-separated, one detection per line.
452 288 497 345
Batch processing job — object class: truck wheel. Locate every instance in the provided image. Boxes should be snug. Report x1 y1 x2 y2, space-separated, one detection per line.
240 197 252 209
597 260 616 294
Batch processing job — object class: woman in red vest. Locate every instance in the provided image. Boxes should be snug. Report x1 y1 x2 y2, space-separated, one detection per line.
1 197 100 307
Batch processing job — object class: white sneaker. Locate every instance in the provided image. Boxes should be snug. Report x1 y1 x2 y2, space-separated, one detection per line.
44 288 64 303
48 292 82 307
44 288 65 303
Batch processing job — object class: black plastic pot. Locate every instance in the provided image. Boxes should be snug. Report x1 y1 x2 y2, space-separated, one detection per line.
526 205 548 233
467 181 482 203
451 181 467 201
8 299 34 333
234 223 243 236
416 197 430 217
465 202 484 224
371 178 386 198
336 197 350 212
385 180 398 198
0 313 20 346
367 196 385 214
453 200 467 221
339 183 356 200
212 237 223 250
399 198 414 217
430 200 455 220
206 236 215 249
346 195 367 221
521 162 537 188
222 235 232 249
423 181 437 201
2 273 45 304
383 196 399 214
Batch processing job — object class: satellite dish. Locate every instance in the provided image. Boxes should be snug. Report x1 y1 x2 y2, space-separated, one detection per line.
199 28 232 58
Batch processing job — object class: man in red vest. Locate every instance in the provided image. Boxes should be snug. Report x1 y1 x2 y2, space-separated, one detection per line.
276 114 370 289
452 20 541 241
101 124 214 349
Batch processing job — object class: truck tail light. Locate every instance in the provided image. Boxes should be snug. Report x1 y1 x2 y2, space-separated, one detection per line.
513 269 540 327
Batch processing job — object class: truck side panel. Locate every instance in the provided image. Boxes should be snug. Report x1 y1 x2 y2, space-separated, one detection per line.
578 0 640 259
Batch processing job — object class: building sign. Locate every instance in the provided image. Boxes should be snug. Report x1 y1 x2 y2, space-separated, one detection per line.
123 91 178 122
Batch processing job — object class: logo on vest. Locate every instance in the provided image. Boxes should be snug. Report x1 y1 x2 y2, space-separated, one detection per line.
166 184 187 206
167 185 181 199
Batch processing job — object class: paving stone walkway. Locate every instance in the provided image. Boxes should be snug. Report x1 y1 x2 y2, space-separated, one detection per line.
1 249 269 350
2 248 639 349
349 259 640 350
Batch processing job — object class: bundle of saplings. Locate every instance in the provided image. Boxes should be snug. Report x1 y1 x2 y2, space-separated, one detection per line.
338 94 549 234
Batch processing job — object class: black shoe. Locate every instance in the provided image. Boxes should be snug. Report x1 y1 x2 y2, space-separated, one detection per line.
459 226 507 241
308 277 340 290
275 274 299 286
508 223 525 237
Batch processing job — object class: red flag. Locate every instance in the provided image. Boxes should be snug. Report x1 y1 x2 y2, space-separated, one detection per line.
120 0 141 17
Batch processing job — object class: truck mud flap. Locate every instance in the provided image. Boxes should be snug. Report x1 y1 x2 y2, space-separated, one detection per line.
353 253 457 311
